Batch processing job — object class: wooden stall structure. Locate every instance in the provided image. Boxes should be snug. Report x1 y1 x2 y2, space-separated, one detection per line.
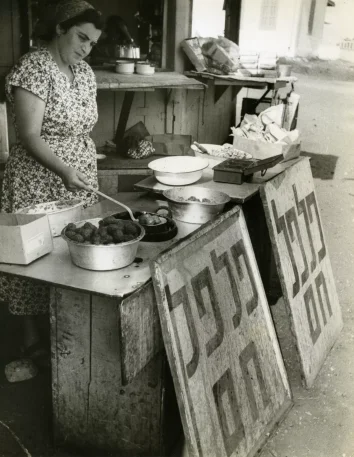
0 158 343 456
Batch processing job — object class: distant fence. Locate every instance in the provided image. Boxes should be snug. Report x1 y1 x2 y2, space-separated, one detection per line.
340 40 354 51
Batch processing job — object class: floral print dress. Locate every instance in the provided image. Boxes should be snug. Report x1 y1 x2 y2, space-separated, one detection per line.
0 48 99 315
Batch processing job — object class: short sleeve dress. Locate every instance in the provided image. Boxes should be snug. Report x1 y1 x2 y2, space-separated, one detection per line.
0 48 100 315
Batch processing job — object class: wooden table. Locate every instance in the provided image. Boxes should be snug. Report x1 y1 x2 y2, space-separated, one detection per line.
184 70 297 107
0 193 184 456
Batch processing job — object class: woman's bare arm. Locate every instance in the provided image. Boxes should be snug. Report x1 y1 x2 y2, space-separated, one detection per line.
14 87 92 192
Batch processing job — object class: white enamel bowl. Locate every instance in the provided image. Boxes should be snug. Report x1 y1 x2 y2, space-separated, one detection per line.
148 156 209 186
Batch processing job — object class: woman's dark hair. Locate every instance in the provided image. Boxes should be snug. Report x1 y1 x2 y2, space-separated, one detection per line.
34 8 103 42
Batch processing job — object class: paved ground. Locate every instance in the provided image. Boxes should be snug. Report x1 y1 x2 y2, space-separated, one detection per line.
0 66 353 457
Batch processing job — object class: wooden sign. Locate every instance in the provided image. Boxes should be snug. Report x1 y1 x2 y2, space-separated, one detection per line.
260 157 343 388
151 206 292 457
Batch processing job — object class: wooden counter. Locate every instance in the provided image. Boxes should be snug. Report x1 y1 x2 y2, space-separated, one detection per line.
0 193 174 297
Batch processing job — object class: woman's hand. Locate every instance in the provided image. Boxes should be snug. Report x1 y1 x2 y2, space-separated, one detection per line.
60 166 92 192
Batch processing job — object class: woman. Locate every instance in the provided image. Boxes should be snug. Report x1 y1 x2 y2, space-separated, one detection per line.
0 0 103 367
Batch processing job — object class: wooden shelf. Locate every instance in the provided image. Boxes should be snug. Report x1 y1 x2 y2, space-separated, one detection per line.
94 68 206 91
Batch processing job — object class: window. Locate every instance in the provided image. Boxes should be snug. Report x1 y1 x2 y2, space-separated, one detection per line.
259 0 278 31
192 0 226 37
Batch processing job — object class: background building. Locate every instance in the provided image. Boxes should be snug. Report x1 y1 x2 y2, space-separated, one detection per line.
238 0 328 57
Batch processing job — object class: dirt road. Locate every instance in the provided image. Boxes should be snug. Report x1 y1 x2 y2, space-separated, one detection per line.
261 73 354 457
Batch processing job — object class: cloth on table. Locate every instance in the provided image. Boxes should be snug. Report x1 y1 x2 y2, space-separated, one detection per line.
0 48 100 315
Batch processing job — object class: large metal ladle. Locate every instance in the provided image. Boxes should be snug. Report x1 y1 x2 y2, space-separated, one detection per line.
90 189 139 222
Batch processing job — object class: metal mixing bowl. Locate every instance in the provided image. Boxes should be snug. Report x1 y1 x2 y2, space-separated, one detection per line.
162 187 231 224
61 218 145 271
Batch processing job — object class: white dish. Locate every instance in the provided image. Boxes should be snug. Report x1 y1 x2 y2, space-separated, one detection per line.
96 153 107 161
115 60 135 75
136 62 155 75
148 156 209 186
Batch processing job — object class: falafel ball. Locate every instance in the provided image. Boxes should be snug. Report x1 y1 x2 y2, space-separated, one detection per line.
66 223 77 231
65 230 78 240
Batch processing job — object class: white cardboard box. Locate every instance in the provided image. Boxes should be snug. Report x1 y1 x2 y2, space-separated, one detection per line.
233 135 301 161
0 213 53 265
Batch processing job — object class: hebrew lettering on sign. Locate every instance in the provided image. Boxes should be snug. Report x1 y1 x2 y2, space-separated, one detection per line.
261 157 342 388
151 206 291 457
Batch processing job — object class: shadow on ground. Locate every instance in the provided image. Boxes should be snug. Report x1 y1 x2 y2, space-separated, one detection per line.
301 151 339 180
0 303 68 457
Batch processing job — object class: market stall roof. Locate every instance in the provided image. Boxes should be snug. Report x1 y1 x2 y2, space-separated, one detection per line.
94 68 205 90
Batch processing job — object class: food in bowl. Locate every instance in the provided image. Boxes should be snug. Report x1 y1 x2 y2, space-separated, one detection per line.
63 216 142 245
148 156 209 186
163 187 230 224
138 213 164 226
61 216 145 271
177 196 212 203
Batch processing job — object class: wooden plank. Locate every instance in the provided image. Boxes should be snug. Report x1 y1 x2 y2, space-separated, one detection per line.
119 281 163 385
95 70 205 90
87 294 164 455
91 90 116 147
144 91 166 134
50 287 91 447
260 157 343 388
114 91 135 145
151 205 292 457
51 289 170 455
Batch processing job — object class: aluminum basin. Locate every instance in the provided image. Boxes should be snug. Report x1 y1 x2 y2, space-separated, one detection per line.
61 218 145 271
163 187 231 224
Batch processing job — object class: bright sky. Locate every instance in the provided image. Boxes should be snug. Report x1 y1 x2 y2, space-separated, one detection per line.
192 0 226 37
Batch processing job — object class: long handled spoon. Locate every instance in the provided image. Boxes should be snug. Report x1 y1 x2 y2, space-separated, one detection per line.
90 189 139 222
